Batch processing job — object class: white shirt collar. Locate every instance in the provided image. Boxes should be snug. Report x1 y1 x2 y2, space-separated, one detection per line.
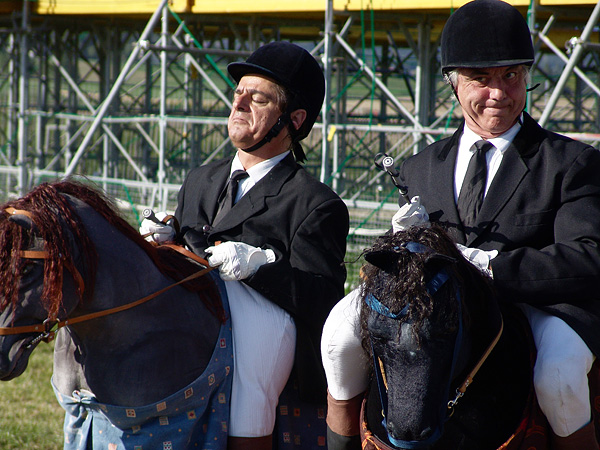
462 118 522 154
455 117 522 201
230 150 290 181
230 151 290 202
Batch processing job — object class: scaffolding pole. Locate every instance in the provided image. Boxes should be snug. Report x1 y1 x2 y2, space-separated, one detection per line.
64 0 169 176
539 0 600 127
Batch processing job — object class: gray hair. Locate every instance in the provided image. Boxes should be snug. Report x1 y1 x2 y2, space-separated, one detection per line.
443 65 532 90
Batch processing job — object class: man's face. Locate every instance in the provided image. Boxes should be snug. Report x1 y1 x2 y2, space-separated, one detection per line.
455 66 527 139
227 75 283 150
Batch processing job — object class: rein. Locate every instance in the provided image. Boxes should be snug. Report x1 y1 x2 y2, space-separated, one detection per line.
365 241 504 449
1 207 215 344
448 315 503 411
367 268 459 449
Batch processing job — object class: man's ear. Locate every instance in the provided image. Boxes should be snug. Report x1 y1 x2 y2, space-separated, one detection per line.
290 109 307 131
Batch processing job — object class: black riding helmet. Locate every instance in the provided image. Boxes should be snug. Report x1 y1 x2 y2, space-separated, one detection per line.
440 0 534 73
227 41 325 162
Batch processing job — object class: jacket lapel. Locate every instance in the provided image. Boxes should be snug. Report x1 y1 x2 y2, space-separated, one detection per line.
466 116 538 246
204 158 233 225
210 153 297 231
436 127 466 242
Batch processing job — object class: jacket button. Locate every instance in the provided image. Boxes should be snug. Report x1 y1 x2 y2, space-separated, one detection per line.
202 224 212 233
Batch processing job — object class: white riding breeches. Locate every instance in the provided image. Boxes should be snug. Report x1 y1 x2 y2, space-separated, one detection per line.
321 288 370 401
225 280 296 437
322 288 596 438
519 304 595 437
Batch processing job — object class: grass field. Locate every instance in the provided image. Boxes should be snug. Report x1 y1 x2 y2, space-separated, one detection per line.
0 341 64 449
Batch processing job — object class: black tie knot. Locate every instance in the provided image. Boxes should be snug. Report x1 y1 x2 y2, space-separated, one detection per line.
230 169 249 184
213 169 249 226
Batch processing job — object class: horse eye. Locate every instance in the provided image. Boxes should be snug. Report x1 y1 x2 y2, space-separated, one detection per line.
21 263 35 277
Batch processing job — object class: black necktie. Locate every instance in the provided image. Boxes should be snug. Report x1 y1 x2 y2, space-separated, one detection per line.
213 169 249 226
456 140 494 228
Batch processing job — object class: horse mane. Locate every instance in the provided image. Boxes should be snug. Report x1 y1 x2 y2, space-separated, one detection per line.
359 224 496 358
0 178 224 322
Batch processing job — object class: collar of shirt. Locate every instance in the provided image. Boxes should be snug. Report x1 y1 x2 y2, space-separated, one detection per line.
454 119 522 201
229 151 290 203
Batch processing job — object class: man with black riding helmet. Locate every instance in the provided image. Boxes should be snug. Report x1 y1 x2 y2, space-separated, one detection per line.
141 41 349 449
322 1 600 449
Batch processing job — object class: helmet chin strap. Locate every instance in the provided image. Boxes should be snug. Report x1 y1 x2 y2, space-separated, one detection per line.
242 112 291 153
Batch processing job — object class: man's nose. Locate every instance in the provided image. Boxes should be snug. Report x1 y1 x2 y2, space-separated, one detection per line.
233 93 250 110
488 79 508 100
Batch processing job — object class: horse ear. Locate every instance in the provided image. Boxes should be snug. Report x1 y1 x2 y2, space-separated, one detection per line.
7 213 35 230
424 252 456 276
364 249 399 271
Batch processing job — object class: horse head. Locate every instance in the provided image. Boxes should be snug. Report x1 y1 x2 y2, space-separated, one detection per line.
0 185 94 380
359 225 500 449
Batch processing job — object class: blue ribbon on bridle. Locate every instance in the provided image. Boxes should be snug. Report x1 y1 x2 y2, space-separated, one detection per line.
366 241 464 449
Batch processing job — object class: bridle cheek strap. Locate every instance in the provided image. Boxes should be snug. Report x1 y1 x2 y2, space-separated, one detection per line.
368 268 456 449
5 206 85 298
20 250 49 259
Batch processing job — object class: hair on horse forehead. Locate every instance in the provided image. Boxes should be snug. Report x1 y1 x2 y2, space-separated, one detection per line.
360 225 463 321
359 225 497 355
0 179 224 322
0 180 98 319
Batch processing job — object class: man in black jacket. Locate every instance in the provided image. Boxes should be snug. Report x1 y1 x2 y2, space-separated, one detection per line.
143 41 349 450
322 1 600 449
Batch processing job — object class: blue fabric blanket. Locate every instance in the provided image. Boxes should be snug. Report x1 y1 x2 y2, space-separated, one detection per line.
53 282 232 450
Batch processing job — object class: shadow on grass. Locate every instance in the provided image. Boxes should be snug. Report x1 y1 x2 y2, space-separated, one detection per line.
0 341 64 450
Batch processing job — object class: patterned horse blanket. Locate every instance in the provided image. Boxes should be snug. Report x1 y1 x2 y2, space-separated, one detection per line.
53 281 232 450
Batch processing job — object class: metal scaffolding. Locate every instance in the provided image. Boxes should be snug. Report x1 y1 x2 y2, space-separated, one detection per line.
0 0 599 245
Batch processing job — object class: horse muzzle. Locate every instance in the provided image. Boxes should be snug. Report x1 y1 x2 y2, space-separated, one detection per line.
0 335 38 381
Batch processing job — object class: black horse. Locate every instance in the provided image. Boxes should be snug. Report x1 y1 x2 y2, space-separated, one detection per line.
358 225 542 450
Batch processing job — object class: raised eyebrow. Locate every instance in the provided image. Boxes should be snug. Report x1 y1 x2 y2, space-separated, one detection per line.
463 68 490 78
502 66 521 75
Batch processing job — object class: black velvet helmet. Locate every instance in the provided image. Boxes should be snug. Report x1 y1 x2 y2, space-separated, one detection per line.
440 0 534 72
228 41 325 143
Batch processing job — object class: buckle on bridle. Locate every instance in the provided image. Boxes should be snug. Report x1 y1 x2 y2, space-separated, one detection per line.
42 318 58 342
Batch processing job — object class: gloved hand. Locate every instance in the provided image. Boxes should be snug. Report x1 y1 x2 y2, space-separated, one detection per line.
392 196 430 233
206 241 276 281
456 243 498 277
139 211 175 243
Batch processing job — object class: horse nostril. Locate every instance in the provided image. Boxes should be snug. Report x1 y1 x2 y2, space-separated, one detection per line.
387 420 415 441
419 427 434 440
388 420 435 442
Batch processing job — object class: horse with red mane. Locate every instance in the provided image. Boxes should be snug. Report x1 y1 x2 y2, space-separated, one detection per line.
0 179 231 449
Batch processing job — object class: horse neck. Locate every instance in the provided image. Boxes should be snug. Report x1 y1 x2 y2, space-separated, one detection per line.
62 207 184 345
53 237 221 406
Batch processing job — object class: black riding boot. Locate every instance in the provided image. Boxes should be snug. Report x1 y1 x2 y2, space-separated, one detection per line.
327 426 361 450
326 390 363 450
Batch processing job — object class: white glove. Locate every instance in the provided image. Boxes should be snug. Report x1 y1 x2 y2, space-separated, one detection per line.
392 196 430 233
139 211 175 243
456 243 498 277
206 241 276 281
